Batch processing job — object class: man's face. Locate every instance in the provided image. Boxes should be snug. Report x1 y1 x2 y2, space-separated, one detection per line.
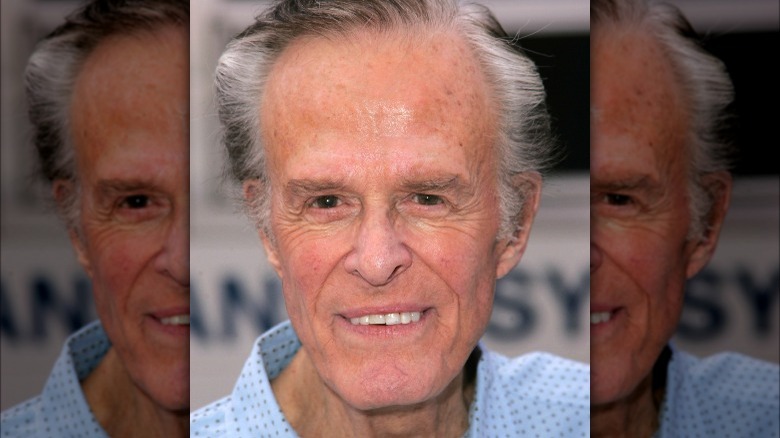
67 25 189 411
590 30 714 405
257 32 534 410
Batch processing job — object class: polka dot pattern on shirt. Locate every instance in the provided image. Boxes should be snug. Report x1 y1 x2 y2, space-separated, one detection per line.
1 321 110 437
656 346 779 438
190 320 590 437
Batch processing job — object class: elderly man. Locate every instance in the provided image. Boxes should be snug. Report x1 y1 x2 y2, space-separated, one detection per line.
590 0 779 436
190 0 589 436
0 1 189 436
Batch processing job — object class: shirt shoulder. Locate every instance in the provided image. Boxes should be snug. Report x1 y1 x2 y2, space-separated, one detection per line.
0 321 109 438
683 350 778 404
468 349 589 437
660 348 780 437
190 321 300 437
1 396 43 437
483 349 590 404
190 396 230 437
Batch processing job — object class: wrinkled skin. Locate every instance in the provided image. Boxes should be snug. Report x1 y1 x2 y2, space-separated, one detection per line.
590 27 731 437
252 31 540 436
60 25 189 437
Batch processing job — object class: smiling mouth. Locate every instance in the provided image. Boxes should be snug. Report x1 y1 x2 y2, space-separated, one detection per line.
349 311 422 326
590 311 612 325
159 315 190 326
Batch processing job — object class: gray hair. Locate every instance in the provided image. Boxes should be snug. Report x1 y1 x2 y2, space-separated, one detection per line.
25 0 188 229
592 0 735 240
216 0 556 240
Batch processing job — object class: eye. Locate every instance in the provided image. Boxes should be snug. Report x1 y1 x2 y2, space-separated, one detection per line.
604 193 633 206
121 194 150 209
412 193 443 206
112 193 167 223
310 195 341 209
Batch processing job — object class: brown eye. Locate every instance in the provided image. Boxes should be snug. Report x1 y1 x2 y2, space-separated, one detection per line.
413 193 443 206
311 195 340 209
123 195 150 209
604 193 632 206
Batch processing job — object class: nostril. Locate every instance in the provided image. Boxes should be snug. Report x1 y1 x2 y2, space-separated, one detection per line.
383 262 407 284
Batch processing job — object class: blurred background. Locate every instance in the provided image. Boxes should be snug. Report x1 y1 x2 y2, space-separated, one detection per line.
2 0 100 412
0 0 776 414
657 0 780 363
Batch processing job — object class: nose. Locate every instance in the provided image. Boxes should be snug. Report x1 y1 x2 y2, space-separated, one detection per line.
154 206 189 288
344 209 412 287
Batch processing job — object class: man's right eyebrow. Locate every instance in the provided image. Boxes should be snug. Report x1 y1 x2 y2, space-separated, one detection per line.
592 175 666 201
400 175 464 193
592 175 656 192
95 179 161 196
285 179 348 196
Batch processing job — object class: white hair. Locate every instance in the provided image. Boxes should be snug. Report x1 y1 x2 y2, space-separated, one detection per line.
25 0 188 229
215 0 557 240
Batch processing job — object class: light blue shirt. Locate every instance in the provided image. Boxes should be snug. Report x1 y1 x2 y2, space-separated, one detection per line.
191 320 589 437
1 321 109 438
656 344 780 437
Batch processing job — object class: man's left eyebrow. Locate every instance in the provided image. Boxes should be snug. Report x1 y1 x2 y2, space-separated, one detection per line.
400 175 465 193
592 175 655 192
95 179 160 195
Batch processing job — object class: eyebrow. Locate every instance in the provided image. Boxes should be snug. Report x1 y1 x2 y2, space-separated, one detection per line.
284 175 468 196
592 175 662 196
399 175 465 193
285 179 349 197
94 178 161 196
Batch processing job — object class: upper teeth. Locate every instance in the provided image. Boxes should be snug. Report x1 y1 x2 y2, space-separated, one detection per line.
590 312 611 324
350 312 421 326
160 315 190 325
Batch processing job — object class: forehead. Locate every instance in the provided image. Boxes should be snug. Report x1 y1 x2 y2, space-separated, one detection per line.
591 27 690 177
70 25 188 169
260 29 498 168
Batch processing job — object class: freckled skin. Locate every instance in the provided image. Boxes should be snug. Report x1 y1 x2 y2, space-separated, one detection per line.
65 25 189 434
253 31 540 435
590 27 730 436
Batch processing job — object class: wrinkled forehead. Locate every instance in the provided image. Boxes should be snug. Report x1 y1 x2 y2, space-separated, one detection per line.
591 27 691 167
259 29 499 163
70 25 188 170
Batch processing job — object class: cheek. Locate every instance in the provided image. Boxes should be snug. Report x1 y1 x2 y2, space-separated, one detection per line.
429 238 497 319
278 236 344 312
84 228 158 308
599 223 667 278
604 230 687 328
616 233 687 291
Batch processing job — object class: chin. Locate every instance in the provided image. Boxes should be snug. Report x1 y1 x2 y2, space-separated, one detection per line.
591 386 620 407
591 368 642 408
140 365 190 413
149 387 190 413
332 365 449 411
342 389 431 412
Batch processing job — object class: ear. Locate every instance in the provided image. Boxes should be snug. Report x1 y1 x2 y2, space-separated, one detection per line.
52 179 93 278
243 179 283 278
496 172 542 279
685 171 732 278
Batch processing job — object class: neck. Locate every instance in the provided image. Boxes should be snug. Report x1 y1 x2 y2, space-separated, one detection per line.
82 348 188 438
273 349 476 437
591 374 663 438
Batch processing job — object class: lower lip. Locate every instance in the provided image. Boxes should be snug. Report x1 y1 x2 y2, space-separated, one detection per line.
338 310 431 338
590 308 622 338
147 315 190 338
